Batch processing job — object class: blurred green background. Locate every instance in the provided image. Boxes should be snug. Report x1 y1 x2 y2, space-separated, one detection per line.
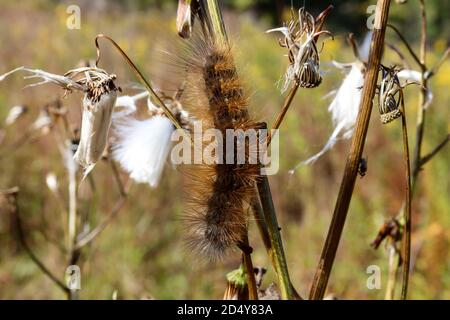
0 0 449 299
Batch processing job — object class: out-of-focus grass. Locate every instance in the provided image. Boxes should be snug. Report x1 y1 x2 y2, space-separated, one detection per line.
0 1 449 299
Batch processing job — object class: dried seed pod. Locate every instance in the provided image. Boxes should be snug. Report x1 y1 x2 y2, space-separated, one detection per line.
379 66 402 124
267 7 332 92
4 66 120 177
75 91 117 176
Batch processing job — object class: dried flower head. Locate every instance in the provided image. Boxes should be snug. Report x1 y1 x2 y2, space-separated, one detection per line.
267 7 332 92
5 66 120 177
379 66 403 124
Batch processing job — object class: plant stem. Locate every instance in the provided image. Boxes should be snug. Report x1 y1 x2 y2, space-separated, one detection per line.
419 134 450 167
251 194 301 299
257 176 294 300
240 234 258 300
75 180 132 250
7 188 69 295
269 84 299 144
68 153 77 255
411 0 427 185
94 35 183 130
205 0 228 45
400 98 412 300
309 0 392 300
385 244 400 300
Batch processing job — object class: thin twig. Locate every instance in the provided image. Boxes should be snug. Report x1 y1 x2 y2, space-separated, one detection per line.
387 24 424 70
95 34 183 130
385 42 411 69
411 0 428 189
270 84 299 135
6 188 69 294
427 47 450 78
419 134 450 167
110 158 126 197
75 180 132 250
309 0 392 300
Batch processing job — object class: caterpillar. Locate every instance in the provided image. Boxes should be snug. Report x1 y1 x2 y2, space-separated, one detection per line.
180 35 262 261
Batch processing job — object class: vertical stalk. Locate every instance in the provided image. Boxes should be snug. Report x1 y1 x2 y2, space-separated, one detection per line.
206 0 228 45
385 244 399 300
400 100 412 300
412 0 428 188
309 0 391 300
241 234 258 300
257 176 294 300
68 160 77 254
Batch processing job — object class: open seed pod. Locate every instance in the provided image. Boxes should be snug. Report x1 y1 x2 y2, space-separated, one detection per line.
62 68 119 177
378 66 403 124
7 66 120 176
267 7 332 92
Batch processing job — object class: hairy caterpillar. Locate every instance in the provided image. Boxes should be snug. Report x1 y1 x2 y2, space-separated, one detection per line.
181 35 262 260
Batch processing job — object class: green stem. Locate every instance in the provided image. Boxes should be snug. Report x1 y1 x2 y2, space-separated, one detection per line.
257 176 294 300
205 0 228 45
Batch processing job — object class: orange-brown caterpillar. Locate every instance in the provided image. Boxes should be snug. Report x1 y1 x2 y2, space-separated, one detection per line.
181 36 261 260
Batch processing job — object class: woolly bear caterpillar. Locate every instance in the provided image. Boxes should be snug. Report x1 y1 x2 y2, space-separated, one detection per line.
180 35 262 261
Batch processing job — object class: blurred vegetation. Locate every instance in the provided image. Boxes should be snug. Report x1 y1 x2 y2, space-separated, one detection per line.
0 0 449 299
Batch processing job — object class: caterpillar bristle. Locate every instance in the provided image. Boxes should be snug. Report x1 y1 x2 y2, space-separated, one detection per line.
180 34 261 261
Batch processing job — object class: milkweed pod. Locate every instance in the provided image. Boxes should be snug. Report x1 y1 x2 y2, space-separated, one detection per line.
74 88 117 178
379 67 402 124
267 7 332 92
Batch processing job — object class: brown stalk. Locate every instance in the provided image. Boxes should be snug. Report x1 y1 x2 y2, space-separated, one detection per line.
309 0 392 300
399 94 412 300
240 234 258 300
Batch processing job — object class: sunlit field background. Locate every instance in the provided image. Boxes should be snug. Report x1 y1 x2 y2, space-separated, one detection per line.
0 0 449 299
